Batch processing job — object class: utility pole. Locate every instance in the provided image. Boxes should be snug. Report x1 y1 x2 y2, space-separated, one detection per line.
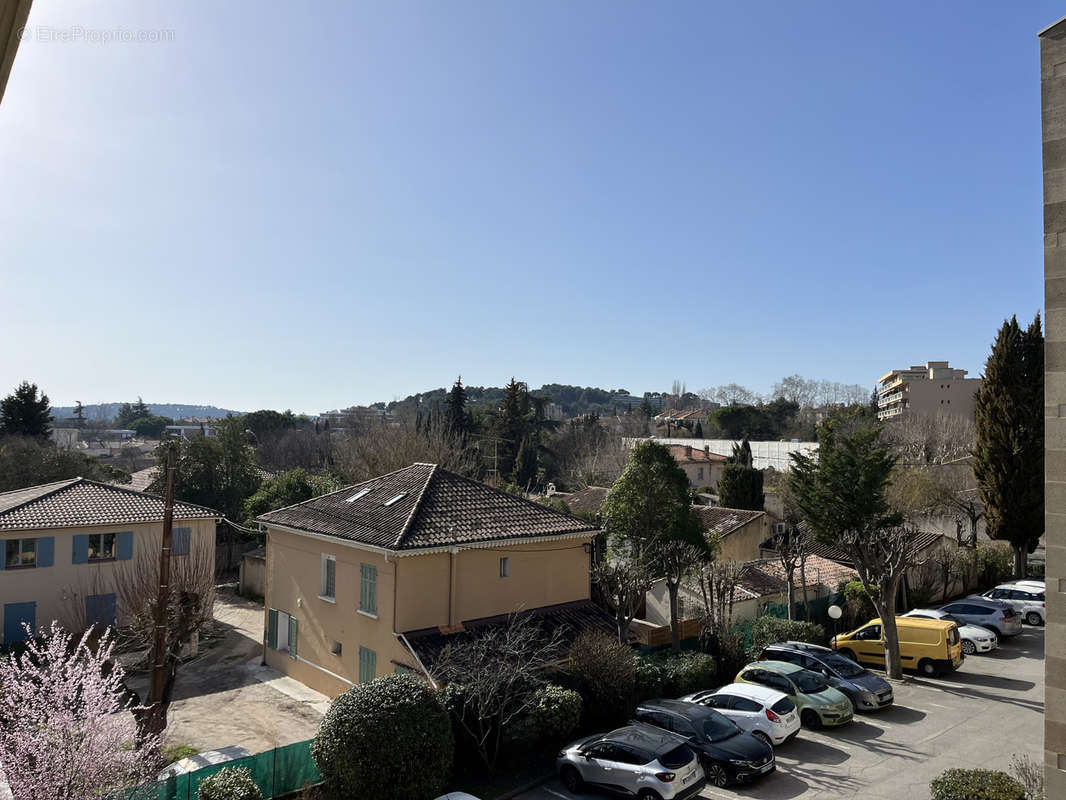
146 444 177 734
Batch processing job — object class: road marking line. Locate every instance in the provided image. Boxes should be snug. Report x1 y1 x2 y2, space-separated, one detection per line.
543 789 571 800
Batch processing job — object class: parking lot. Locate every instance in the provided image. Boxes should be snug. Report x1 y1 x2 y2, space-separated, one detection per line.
519 627 1044 800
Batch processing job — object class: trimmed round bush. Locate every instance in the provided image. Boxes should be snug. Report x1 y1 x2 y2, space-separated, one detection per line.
312 674 454 800
514 684 582 746
930 768 1025 800
196 766 263 800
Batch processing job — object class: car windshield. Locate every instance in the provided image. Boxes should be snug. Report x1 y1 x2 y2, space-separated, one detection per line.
702 714 741 742
793 671 829 693
821 654 864 678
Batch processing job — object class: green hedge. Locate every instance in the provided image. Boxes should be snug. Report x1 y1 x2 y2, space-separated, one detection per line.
930 768 1025 800
312 674 453 800
635 652 717 701
196 766 263 800
747 616 826 660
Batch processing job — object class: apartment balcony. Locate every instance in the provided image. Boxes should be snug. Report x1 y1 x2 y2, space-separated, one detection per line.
878 391 905 407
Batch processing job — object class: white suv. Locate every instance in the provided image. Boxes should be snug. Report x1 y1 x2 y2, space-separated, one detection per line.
980 584 1046 626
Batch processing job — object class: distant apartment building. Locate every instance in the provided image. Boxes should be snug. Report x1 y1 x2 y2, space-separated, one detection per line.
876 361 981 421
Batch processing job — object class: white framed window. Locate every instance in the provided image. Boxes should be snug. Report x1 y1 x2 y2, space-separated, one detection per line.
499 557 510 578
5 539 36 569
88 533 116 561
321 555 336 601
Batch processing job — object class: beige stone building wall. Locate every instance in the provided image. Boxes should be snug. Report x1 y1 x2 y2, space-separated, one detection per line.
0 517 216 641
716 515 771 563
1043 17 1066 797
263 526 594 697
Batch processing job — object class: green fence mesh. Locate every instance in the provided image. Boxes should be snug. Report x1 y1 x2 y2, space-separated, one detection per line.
148 740 321 800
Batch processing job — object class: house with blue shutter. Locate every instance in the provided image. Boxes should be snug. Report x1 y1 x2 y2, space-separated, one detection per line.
0 478 220 643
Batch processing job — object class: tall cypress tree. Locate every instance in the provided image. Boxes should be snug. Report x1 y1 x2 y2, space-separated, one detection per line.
973 314 1044 577
445 376 470 439
495 378 527 480
0 382 53 440
512 434 538 489
717 437 764 510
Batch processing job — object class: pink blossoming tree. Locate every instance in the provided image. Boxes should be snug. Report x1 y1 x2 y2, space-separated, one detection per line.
0 622 161 800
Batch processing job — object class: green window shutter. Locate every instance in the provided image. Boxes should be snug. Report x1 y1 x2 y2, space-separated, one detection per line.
360 564 378 614
359 646 377 683
267 609 278 649
172 528 191 556
288 616 298 660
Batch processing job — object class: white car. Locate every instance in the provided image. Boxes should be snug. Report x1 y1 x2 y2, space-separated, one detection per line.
980 584 1046 626
681 683 801 747
1011 580 1045 591
902 608 998 655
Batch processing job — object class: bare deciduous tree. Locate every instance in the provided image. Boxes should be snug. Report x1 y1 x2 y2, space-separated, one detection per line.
881 411 976 466
592 553 654 644
697 556 743 636
331 418 481 483
435 612 564 771
63 533 217 738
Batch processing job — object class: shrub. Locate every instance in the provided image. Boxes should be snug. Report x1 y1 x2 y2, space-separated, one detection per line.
748 616 826 660
508 684 582 748
162 744 199 765
661 652 717 696
196 766 263 800
930 768 1025 800
635 652 717 701
567 630 636 727
976 543 1014 587
312 674 453 800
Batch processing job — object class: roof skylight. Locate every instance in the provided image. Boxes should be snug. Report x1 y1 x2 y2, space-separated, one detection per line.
383 493 407 506
346 488 371 503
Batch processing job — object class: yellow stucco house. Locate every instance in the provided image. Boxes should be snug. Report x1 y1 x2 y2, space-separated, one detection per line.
257 463 609 696
0 478 219 643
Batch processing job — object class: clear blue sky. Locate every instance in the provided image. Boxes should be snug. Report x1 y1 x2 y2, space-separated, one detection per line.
0 1 1055 413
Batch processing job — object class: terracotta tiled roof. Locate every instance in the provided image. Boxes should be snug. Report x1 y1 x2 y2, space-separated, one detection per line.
563 487 609 517
668 445 727 464
0 478 220 531
400 599 618 673
257 463 598 551
734 554 857 600
796 526 950 565
122 467 158 493
694 506 764 537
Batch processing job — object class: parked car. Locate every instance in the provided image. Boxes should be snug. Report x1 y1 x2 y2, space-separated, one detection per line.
978 584 1046 626
434 795 483 800
557 725 706 799
942 598 1024 638
831 616 963 677
756 641 893 712
734 660 853 730
680 683 801 747
1011 579 1045 591
902 609 998 655
633 699 775 788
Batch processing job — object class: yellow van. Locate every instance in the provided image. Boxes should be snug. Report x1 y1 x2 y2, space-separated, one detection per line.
831 616 963 677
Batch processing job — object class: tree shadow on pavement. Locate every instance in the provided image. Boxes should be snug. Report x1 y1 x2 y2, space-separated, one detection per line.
730 770 811 799
774 737 849 766
874 704 926 725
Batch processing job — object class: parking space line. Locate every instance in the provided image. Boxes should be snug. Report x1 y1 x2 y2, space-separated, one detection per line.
543 789 571 800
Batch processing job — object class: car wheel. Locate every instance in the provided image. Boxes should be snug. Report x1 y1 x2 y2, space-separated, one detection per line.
704 760 730 788
638 791 663 800
918 659 938 677
838 648 857 663
753 730 773 748
1026 612 1043 626
801 709 822 730
560 766 583 794
961 639 976 655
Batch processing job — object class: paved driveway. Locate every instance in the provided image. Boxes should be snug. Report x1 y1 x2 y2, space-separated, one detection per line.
519 627 1043 800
